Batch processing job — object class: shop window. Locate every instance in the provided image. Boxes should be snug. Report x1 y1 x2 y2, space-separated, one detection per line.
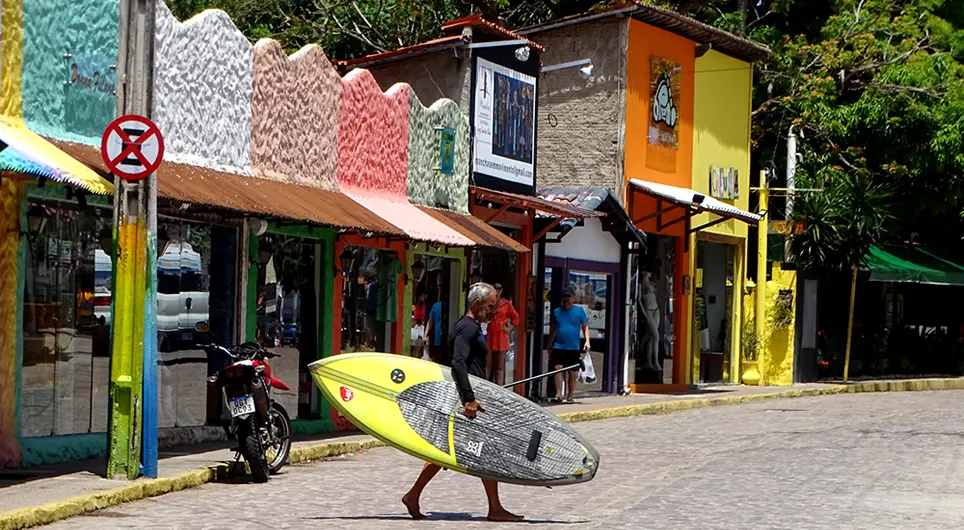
156 221 237 429
21 202 113 436
340 247 401 354
255 234 322 419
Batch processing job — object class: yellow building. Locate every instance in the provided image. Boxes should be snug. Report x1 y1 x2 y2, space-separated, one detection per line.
687 50 753 384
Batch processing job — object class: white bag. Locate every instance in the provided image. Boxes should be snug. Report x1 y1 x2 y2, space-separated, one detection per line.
579 353 597 384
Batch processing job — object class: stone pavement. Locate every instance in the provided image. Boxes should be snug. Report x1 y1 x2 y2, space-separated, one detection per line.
44 391 964 529
0 383 829 516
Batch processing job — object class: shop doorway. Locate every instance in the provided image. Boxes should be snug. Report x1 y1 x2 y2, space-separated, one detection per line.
340 247 403 355
411 254 459 363
542 261 619 398
255 234 324 420
472 244 522 385
693 240 737 383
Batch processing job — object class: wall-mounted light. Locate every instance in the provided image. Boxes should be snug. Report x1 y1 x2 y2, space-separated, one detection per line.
249 218 268 237
411 259 426 284
338 247 355 276
26 205 47 240
514 46 530 62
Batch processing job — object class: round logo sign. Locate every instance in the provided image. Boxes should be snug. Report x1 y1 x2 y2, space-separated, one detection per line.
339 386 354 402
390 369 405 384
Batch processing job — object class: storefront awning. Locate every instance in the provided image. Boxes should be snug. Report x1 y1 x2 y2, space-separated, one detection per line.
418 206 529 253
346 193 477 246
628 178 761 230
470 186 604 219
0 117 113 195
865 245 964 286
51 139 405 235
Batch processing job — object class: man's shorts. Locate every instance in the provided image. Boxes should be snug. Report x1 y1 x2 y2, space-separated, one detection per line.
549 349 583 371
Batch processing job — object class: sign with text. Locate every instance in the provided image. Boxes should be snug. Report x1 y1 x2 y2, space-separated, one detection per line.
709 166 739 199
65 52 117 139
649 56 680 150
473 58 536 187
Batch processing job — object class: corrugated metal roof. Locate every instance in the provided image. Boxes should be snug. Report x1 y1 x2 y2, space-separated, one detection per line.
537 187 612 215
50 139 405 235
347 193 476 246
471 185 604 219
418 206 529 253
339 35 469 70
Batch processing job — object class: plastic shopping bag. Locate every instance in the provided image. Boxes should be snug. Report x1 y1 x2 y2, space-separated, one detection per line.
579 353 597 384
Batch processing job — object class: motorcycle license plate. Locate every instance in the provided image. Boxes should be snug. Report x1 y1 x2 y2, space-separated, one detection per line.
228 395 256 417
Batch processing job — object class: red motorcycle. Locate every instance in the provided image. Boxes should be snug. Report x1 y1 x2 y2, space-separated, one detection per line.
196 323 292 483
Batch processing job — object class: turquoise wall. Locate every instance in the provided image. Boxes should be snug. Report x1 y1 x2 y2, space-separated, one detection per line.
21 0 119 143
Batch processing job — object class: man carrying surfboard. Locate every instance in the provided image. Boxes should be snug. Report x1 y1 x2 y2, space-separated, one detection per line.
402 282 524 523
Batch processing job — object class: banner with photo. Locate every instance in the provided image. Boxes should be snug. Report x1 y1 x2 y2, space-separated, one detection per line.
473 58 536 187
648 56 680 150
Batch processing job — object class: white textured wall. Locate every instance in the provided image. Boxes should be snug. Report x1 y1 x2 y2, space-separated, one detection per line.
545 219 621 264
153 2 252 174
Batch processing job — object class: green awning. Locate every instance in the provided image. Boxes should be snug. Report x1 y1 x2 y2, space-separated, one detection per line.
864 245 964 286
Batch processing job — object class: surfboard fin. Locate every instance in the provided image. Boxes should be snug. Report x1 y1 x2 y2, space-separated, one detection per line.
526 430 543 462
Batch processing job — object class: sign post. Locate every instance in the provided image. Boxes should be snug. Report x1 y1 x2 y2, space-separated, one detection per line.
106 0 160 480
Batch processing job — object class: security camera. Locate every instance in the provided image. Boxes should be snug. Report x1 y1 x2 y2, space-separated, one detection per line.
578 63 593 80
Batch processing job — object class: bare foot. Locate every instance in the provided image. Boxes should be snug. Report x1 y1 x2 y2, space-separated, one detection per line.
487 509 524 522
402 494 425 520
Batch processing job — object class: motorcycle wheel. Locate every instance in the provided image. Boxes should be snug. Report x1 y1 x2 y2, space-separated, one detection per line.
266 402 291 474
238 416 270 483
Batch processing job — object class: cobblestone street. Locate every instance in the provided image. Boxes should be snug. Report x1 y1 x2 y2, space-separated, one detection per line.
48 391 964 529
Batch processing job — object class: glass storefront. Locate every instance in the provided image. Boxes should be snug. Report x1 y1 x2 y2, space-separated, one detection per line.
693 240 736 383
20 200 239 437
157 220 237 428
255 234 323 419
633 234 676 384
21 202 112 436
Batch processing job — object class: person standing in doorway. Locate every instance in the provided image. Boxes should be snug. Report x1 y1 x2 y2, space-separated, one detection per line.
486 283 519 385
546 287 590 403
402 283 523 522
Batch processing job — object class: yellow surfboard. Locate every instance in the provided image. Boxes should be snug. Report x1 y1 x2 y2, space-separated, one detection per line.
309 352 599 486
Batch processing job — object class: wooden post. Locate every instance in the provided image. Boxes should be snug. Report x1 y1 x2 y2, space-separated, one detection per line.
843 264 857 382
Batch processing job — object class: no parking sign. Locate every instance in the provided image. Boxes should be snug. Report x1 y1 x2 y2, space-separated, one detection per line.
101 114 164 181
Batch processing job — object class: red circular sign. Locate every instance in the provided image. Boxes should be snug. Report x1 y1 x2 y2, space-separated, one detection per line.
101 114 165 181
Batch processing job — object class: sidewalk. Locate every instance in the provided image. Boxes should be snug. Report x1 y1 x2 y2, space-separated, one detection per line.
2 378 962 529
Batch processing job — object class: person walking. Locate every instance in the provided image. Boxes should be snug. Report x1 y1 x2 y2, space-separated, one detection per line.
486 283 519 385
423 292 446 365
402 283 524 523
546 287 590 403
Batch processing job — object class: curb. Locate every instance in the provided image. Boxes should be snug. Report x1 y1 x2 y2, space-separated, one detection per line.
3 378 962 529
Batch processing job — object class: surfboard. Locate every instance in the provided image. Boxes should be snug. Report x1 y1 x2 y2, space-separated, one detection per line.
308 352 600 487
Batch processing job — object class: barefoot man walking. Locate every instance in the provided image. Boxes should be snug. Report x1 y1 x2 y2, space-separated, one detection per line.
402 282 524 522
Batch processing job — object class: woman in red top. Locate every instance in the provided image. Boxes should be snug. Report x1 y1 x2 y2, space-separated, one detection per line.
486 283 520 385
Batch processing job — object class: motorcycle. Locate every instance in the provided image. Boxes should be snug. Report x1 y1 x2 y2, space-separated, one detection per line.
195 322 292 483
